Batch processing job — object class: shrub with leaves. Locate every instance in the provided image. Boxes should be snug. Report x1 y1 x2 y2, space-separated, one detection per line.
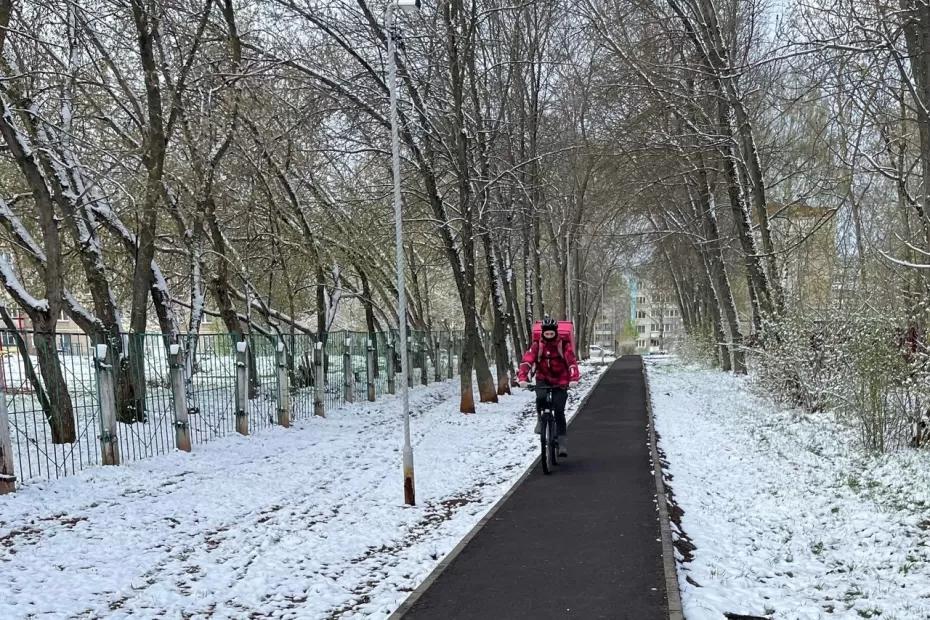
749 312 844 415
748 309 930 453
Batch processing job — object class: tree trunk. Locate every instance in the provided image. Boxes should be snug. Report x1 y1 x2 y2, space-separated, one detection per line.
503 246 527 356
482 233 512 395
901 0 930 255
32 324 77 444
522 218 535 339
360 270 379 378
0 308 65 441
694 164 746 373
126 0 169 422
459 325 476 413
0 78 75 439
445 0 496 407
717 97 770 333
533 216 545 318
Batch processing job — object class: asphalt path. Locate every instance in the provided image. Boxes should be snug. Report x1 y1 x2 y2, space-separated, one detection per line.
398 356 668 619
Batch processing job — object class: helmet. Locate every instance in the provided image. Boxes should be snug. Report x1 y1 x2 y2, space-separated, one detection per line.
541 316 558 338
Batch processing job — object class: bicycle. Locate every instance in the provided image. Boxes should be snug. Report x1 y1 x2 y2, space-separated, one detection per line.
529 384 559 475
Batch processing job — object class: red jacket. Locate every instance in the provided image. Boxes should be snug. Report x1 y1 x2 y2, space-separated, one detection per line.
517 338 580 388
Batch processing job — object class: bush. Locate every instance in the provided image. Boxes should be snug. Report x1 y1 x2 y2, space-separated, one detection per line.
749 313 843 414
678 327 720 367
748 312 930 453
841 320 926 452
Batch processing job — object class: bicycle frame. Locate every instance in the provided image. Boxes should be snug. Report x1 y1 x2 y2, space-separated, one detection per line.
529 384 560 474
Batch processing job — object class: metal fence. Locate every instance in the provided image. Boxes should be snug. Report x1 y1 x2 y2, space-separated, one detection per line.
0 328 464 489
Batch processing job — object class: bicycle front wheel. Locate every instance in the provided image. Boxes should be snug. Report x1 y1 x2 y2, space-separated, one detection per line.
548 417 559 468
541 415 553 475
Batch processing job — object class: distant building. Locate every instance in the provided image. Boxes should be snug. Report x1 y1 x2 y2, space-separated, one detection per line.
0 305 91 357
591 318 616 351
587 278 631 354
630 279 682 354
768 202 838 313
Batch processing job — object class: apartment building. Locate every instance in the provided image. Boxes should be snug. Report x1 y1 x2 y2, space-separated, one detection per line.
587 279 631 354
630 279 682 354
0 306 91 357
591 318 616 351
769 203 837 313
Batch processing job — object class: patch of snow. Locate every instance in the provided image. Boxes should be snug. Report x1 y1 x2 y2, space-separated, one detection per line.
0 365 606 618
648 358 930 620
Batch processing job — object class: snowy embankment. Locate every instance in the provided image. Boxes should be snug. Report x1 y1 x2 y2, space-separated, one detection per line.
648 359 930 620
0 364 607 619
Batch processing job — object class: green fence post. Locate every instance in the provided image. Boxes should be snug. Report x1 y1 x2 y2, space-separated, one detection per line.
168 341 192 451
407 336 414 389
366 339 376 402
314 342 325 417
447 334 454 380
235 339 250 435
420 335 428 386
387 340 396 395
0 387 15 494
276 339 291 427
343 335 355 403
94 344 121 465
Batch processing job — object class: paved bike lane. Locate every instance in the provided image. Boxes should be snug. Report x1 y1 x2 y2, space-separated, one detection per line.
395 356 669 619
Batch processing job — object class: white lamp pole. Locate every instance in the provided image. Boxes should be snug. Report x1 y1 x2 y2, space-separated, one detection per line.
386 0 419 506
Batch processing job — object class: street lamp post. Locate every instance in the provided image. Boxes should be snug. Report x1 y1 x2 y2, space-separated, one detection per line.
386 0 419 507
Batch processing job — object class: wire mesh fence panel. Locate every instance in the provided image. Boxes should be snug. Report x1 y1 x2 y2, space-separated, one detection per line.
415 336 424 385
118 334 176 463
431 332 441 381
248 333 280 433
286 333 317 421
439 331 455 379
452 330 464 375
374 331 391 399
433 331 447 380
346 331 368 402
0 326 474 487
323 333 345 411
423 331 437 383
1 331 102 482
387 329 402 393
411 330 426 385
433 331 445 379
187 334 237 445
409 331 421 386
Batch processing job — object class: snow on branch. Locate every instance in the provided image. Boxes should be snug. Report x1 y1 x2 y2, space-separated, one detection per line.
879 250 930 270
0 255 48 315
0 198 47 263
62 291 98 329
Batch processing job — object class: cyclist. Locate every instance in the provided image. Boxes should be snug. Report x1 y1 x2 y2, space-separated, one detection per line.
517 316 580 457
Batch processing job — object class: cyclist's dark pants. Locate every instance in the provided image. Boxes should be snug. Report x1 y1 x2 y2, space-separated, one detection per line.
536 385 569 436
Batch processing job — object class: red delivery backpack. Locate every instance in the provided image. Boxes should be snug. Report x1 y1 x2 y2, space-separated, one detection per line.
531 320 575 361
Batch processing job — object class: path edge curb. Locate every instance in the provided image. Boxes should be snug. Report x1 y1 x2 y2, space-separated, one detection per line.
388 362 612 620
642 359 685 620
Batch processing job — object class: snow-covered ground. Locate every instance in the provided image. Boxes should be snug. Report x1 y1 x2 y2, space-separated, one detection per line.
648 358 930 620
0 364 606 619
